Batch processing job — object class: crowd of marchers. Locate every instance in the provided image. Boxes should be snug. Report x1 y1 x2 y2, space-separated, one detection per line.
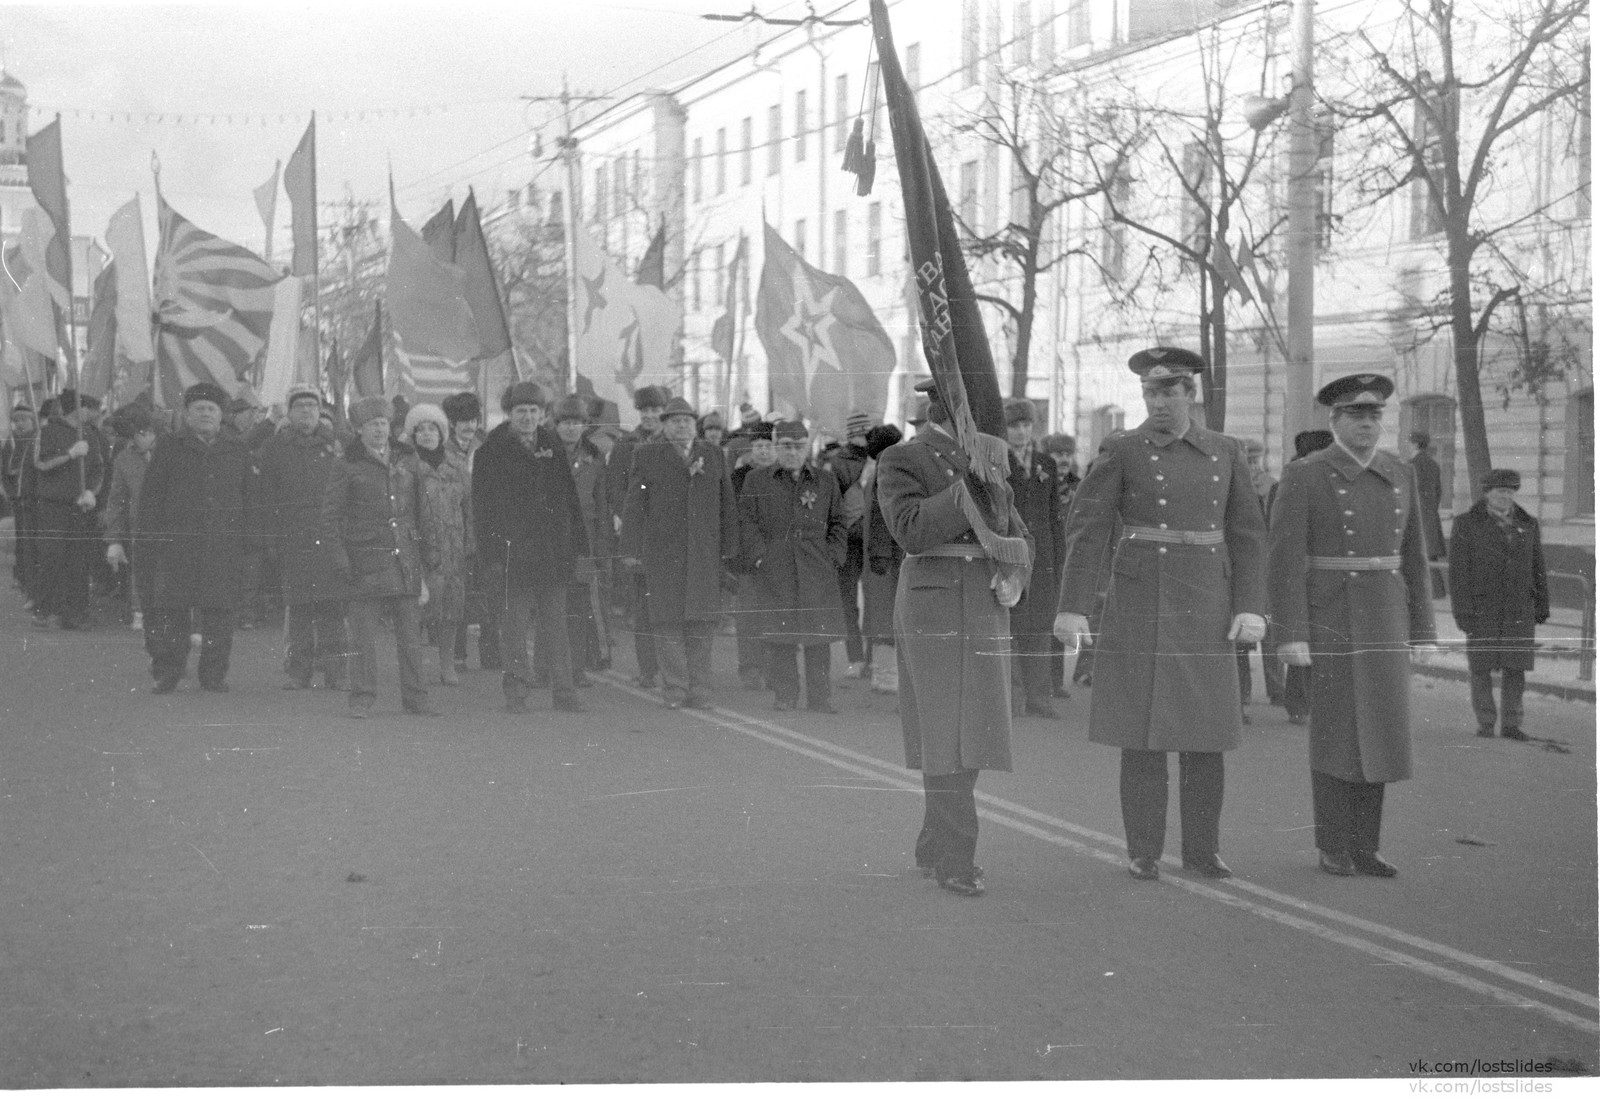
0 359 1551 895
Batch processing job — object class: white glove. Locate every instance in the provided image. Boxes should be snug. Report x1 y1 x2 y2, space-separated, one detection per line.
1227 613 1267 644
1277 641 1312 667
67 440 90 459
418 577 430 608
1053 612 1092 653
106 542 128 568
76 489 96 510
992 572 1022 608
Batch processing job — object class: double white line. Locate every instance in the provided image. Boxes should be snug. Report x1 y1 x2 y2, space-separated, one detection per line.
601 673 1599 1036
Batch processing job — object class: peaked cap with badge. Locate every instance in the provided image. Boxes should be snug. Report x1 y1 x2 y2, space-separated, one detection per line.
1129 346 1206 381
1316 373 1394 410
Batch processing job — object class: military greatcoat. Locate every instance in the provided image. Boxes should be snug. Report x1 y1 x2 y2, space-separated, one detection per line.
1058 421 1266 752
618 437 738 625
738 461 849 646
1267 445 1436 783
877 426 1031 776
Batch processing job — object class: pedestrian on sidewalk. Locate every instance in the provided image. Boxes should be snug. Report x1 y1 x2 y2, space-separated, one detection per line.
1267 374 1436 878
1003 398 1064 719
137 383 258 693
320 396 438 719
471 382 588 715
1055 348 1266 882
739 419 849 713
619 395 738 710
878 378 1032 898
405 402 472 688
1448 468 1549 741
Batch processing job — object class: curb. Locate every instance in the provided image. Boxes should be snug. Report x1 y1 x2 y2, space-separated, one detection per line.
1413 660 1596 705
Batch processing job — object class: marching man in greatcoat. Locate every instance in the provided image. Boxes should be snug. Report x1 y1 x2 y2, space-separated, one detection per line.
1055 348 1266 882
1267 374 1437 877
877 378 1032 898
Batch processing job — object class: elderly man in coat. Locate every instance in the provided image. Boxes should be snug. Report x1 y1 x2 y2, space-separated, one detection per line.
1268 374 1437 877
136 383 259 693
1448 468 1549 742
877 379 1032 898
619 395 738 710
472 382 588 715
610 385 670 688
258 383 348 691
1056 348 1266 882
739 419 850 713
1002 397 1064 719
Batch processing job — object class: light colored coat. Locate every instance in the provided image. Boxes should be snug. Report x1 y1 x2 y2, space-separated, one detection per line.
413 449 472 622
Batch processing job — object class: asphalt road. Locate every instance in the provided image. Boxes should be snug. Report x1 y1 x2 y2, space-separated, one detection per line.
1 608 1595 1086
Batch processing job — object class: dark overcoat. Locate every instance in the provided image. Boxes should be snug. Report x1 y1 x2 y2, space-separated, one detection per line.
1007 447 1064 640
738 462 849 646
136 428 258 609
1058 420 1266 752
257 422 345 604
877 426 1031 775
618 437 737 624
318 439 430 601
471 422 586 590
1267 445 1436 783
1448 499 1549 673
1411 450 1448 558
861 464 903 641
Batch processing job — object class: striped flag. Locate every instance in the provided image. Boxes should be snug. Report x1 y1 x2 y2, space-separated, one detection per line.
152 192 283 406
387 203 479 403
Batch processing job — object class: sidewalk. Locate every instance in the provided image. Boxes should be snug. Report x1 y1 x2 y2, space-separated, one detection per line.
1413 594 1595 704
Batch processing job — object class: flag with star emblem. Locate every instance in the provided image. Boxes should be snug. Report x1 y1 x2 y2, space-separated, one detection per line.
572 221 678 424
753 222 895 438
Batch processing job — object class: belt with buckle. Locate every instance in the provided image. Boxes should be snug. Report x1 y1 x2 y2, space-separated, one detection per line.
910 542 983 560
1123 525 1224 546
1309 554 1401 571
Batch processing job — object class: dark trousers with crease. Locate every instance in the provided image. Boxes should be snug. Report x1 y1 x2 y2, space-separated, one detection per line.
915 769 980 879
1120 749 1224 862
286 600 348 685
145 606 234 687
1312 771 1386 857
766 642 832 706
502 582 573 703
631 573 660 679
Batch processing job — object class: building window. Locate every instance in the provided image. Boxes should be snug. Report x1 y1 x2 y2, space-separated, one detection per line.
867 202 882 276
905 43 921 95
1410 82 1455 239
692 137 703 202
962 0 980 87
1399 393 1458 513
794 217 807 261
1013 1 1033 67
740 116 753 186
767 104 782 176
716 127 727 194
1567 387 1595 517
1067 0 1091 47
795 90 808 162
835 74 850 152
960 160 979 230
833 209 848 275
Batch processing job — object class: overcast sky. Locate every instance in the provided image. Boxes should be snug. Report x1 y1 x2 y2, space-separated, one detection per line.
2 0 825 258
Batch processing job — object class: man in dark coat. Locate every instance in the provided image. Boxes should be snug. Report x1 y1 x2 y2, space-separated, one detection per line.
1055 348 1266 882
136 383 258 693
877 379 1032 898
730 422 776 689
259 383 348 690
1268 374 1436 878
1408 431 1448 559
861 423 905 695
739 419 849 712
1448 469 1549 741
3 402 40 606
609 385 669 688
619 396 738 709
1040 431 1080 699
442 390 499 670
1003 398 1064 718
472 382 588 714
819 411 873 673
1275 429 1334 724
30 389 107 630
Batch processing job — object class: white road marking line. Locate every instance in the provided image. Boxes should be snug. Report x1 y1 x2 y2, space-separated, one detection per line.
599 674 1598 1032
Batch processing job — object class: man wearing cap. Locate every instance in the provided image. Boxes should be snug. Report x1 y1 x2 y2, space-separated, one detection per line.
1448 469 1549 741
1003 398 1065 718
1055 347 1266 881
137 383 259 693
877 378 1033 898
31 389 108 630
620 395 738 709
442 391 500 671
730 421 777 689
258 383 349 691
473 382 588 714
1267 373 1436 877
609 385 671 688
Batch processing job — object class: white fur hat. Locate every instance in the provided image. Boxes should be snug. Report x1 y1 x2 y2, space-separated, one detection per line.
402 402 449 441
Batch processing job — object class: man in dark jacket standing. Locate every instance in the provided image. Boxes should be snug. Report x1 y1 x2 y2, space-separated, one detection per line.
609 385 669 688
31 389 106 629
136 383 258 693
1448 469 1549 741
259 383 348 690
473 382 588 714
619 396 737 709
1003 398 1063 718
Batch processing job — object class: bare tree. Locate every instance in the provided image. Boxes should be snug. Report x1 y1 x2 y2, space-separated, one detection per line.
488 189 571 393
1325 0 1589 490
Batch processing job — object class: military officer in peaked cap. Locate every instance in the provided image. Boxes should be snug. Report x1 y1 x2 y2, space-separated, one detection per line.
1266 373 1436 877
1055 347 1267 881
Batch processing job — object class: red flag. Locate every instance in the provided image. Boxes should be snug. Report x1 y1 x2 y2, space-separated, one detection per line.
422 199 455 264
350 302 384 399
25 117 73 365
710 233 745 364
452 190 511 359
636 222 666 289
284 116 317 276
80 262 118 398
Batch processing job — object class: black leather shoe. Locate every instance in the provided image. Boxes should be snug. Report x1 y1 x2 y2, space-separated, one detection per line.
1476 726 1496 738
1128 857 1160 880
1183 855 1233 879
282 677 312 691
1051 686 1072 700
1351 851 1398 877
152 678 180 695
1319 851 1356 876
937 873 985 897
1024 701 1060 720
1501 727 1530 741
920 864 983 879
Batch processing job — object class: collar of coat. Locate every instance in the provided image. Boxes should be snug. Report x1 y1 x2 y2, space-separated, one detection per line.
1129 418 1223 455
1313 443 1407 487
1468 497 1535 527
914 423 971 473
345 437 402 468
175 426 238 454
482 420 559 460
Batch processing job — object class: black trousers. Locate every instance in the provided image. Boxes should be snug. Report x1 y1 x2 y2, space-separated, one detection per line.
837 533 864 663
766 642 832 706
631 573 659 679
915 769 980 879
145 606 234 688
1120 749 1224 862
1312 771 1386 857
286 600 348 685
34 500 96 624
1282 665 1310 719
1236 641 1284 703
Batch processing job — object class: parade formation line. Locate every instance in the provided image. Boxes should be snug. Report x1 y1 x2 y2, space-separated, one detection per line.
596 672 1599 1037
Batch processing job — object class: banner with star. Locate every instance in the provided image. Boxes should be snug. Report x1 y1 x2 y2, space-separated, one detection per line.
753 222 895 439
573 221 679 427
